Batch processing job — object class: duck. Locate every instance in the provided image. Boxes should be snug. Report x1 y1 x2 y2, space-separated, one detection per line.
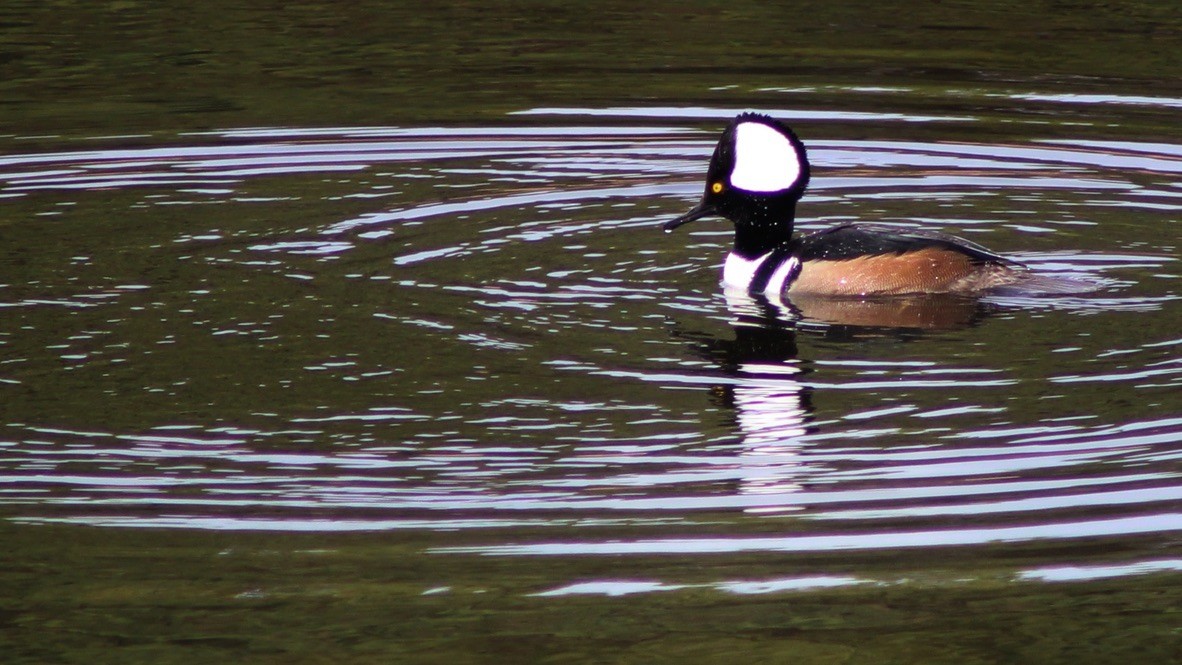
664 112 1037 297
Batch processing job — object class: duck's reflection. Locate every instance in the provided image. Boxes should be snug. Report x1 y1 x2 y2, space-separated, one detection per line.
724 285 988 332
686 290 994 512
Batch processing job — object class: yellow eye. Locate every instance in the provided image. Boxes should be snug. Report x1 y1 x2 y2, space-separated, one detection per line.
711 181 724 194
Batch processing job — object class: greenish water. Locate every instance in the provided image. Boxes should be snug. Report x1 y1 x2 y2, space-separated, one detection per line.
5 523 1182 664
4 1 1180 134
3 2 1182 663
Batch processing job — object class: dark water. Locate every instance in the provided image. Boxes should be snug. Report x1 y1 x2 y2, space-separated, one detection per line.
3 2 1182 663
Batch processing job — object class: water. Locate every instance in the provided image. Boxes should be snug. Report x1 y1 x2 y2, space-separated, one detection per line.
3 3 1182 663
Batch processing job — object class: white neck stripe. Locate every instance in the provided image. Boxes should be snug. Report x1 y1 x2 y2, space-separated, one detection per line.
723 252 801 294
762 256 800 295
723 251 773 290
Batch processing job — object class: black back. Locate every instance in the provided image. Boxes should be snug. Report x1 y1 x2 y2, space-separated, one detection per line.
792 223 1023 267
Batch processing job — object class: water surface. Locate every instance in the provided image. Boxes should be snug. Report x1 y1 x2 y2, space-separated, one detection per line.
3 3 1182 663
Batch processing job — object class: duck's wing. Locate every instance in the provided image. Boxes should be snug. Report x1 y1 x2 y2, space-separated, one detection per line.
793 223 1023 267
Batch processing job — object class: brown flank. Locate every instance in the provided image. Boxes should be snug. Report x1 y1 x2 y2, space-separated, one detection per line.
786 247 1021 296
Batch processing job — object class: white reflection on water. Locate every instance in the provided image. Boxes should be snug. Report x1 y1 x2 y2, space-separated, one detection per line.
435 513 1182 556
1011 93 1182 109
513 106 976 123
1020 559 1182 582
523 560 1182 596
531 575 863 597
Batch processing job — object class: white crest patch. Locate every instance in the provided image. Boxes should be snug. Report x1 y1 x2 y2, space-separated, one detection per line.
729 122 801 193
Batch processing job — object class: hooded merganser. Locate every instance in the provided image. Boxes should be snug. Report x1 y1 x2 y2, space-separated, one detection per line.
664 113 1031 297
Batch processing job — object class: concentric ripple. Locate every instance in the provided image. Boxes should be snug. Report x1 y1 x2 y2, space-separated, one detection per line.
2 103 1181 578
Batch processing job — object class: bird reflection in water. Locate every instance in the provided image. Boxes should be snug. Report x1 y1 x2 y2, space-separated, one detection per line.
682 288 994 513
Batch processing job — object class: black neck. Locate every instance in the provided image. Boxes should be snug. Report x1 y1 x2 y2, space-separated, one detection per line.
732 205 796 258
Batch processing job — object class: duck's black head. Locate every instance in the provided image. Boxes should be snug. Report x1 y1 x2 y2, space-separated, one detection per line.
664 113 811 257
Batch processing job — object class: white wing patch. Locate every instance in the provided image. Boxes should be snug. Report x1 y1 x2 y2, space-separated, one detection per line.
729 122 802 192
